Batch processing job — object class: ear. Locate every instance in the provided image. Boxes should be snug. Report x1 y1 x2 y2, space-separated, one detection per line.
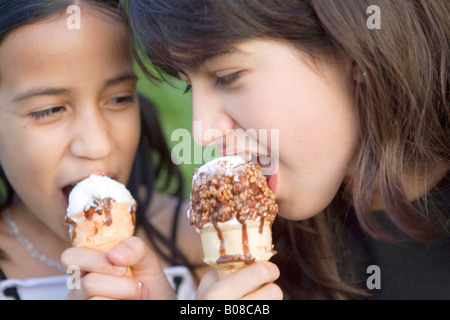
351 61 367 83
353 71 367 83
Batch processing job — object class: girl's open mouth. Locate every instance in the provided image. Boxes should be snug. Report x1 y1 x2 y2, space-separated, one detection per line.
61 184 75 209
59 172 117 209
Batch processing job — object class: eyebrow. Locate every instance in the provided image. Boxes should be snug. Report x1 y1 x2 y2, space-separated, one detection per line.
206 47 249 63
103 72 138 88
208 47 249 59
12 72 138 102
12 87 69 102
179 47 249 74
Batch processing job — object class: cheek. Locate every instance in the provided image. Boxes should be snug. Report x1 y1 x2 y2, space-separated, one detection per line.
4 132 57 182
230 83 281 132
0 123 63 220
111 108 140 167
261 80 358 219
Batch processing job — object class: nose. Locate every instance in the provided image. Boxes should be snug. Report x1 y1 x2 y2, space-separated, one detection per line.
191 87 234 148
70 107 113 160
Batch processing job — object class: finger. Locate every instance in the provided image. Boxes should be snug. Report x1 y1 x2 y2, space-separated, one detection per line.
241 283 283 300
107 237 176 299
66 272 146 300
195 269 219 299
197 262 280 300
61 247 128 276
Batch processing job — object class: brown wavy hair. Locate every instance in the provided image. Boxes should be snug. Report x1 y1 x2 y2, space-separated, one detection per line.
126 0 449 299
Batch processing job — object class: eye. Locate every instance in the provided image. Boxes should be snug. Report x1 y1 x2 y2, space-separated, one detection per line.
30 106 65 120
177 71 191 94
108 95 136 105
215 72 241 87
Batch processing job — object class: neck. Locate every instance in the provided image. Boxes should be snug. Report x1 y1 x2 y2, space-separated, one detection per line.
11 201 67 241
0 201 71 278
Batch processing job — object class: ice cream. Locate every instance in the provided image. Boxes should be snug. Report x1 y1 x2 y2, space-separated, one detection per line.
188 156 278 279
65 174 137 276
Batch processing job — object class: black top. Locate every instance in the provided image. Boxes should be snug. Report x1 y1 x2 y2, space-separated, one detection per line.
344 173 450 299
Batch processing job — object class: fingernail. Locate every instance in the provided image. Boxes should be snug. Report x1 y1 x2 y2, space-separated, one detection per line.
114 265 128 275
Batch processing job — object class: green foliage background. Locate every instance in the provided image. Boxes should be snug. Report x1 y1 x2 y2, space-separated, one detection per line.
136 67 199 199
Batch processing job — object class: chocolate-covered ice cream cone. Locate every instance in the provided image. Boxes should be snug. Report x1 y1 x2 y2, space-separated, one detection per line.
188 156 278 279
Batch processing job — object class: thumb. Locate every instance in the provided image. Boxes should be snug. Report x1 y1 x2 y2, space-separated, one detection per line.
108 236 177 300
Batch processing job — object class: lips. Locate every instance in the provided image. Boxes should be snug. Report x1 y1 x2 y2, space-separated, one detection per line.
266 173 278 195
242 153 278 195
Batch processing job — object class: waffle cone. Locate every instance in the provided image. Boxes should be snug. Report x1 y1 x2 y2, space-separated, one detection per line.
200 220 274 280
67 201 135 276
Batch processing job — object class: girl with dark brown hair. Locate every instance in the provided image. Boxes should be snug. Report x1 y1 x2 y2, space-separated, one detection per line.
126 0 449 299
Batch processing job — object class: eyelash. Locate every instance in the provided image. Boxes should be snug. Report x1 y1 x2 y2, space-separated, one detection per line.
182 72 241 94
30 106 65 120
215 72 241 87
108 95 135 105
29 96 135 120
183 85 192 94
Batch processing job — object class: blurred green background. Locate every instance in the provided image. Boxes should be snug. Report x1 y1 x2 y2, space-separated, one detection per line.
135 67 200 200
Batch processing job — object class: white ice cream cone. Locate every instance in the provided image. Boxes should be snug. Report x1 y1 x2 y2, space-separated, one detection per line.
65 175 136 276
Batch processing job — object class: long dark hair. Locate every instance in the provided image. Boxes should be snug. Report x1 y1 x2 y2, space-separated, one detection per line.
126 0 449 299
0 0 188 268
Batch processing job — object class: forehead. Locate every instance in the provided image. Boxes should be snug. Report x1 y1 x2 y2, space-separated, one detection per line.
0 7 132 87
171 44 252 75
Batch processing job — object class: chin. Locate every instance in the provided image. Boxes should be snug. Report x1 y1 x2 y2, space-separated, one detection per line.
277 197 332 221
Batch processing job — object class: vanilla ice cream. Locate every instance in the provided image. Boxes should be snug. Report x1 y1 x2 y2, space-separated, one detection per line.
65 174 137 257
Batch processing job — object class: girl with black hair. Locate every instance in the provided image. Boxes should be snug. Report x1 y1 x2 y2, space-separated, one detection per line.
0 0 204 300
